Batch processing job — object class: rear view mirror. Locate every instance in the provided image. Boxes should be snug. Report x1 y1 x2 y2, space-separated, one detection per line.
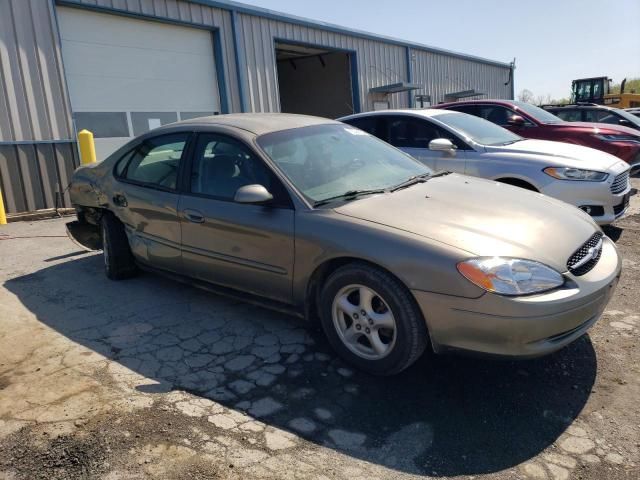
234 184 274 204
429 138 456 153
508 115 526 126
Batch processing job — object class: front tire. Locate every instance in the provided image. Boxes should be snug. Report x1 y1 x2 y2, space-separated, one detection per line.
101 212 137 280
319 263 428 376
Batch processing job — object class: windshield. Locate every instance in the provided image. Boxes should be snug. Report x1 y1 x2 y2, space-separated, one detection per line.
511 101 564 124
257 124 432 203
433 112 523 146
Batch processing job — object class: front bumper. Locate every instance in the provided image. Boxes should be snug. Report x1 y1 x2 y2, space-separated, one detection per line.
412 236 621 358
541 177 632 225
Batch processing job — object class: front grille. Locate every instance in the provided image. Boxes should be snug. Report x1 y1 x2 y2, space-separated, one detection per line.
610 171 629 194
567 232 604 276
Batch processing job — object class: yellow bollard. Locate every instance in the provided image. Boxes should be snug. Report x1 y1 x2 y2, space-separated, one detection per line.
0 185 6 225
78 129 96 165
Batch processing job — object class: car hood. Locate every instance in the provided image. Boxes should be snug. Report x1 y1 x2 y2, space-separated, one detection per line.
486 139 623 169
549 121 640 136
334 173 599 272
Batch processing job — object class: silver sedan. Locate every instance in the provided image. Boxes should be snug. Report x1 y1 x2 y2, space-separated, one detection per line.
340 109 632 225
67 114 621 375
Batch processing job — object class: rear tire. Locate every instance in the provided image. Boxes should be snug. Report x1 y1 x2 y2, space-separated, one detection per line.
319 262 428 376
101 212 137 280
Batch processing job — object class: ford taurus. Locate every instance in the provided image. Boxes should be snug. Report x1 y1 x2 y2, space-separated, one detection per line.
66 114 621 375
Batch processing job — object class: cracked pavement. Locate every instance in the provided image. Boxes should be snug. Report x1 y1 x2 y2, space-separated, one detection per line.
0 178 639 479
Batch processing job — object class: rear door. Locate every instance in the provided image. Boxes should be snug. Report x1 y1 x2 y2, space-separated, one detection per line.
112 132 191 273
179 133 295 303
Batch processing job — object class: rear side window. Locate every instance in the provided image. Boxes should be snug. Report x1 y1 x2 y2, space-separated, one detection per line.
553 109 582 122
445 104 482 117
118 133 189 190
343 116 385 140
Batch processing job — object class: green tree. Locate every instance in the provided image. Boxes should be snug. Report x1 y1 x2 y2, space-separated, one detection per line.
611 78 640 94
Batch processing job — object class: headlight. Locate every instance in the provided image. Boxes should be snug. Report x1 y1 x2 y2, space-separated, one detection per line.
457 257 564 296
593 134 640 143
543 167 608 182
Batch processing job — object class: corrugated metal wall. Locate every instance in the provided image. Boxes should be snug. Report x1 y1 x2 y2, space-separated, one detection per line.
0 143 78 214
235 13 410 113
0 0 512 215
0 0 74 143
0 0 77 214
411 49 512 104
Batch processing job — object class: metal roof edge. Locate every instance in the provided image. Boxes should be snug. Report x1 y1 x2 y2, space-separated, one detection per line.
188 0 513 69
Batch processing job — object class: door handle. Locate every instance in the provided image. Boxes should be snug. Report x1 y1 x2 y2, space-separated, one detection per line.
113 194 128 207
183 209 205 224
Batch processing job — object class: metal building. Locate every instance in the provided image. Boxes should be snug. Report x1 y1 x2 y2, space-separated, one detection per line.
0 0 514 216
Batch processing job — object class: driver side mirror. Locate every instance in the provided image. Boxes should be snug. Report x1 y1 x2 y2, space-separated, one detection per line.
234 184 273 204
429 138 456 155
619 119 632 127
508 115 526 127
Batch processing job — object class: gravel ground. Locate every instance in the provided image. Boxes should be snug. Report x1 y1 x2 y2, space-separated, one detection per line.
0 179 639 480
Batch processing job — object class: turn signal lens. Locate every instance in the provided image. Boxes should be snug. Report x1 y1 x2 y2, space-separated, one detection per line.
457 257 564 296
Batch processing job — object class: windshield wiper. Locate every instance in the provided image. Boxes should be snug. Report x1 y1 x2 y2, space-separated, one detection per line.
314 188 387 207
390 171 451 192
390 173 430 192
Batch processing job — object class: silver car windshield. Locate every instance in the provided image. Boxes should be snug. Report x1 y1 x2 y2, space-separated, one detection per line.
257 124 432 203
434 112 524 146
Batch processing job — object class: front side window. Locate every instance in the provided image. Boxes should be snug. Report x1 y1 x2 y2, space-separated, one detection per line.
585 109 613 123
479 106 515 126
190 133 290 206
121 133 188 190
257 124 431 203
388 117 441 148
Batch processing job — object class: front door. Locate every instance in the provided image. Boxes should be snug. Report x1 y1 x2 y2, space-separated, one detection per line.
111 132 190 273
179 133 295 303
386 116 467 173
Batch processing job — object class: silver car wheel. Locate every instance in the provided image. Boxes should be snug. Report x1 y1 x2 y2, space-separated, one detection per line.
332 284 397 360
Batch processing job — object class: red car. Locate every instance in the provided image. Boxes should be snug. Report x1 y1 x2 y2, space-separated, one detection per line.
434 100 640 172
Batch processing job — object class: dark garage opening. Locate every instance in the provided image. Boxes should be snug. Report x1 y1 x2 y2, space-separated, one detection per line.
275 41 356 119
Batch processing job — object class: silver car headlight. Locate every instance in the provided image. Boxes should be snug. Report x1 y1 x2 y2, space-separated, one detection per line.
457 257 564 296
543 167 608 182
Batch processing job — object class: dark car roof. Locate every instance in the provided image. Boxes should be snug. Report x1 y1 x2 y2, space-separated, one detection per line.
435 99 518 109
544 104 615 110
156 113 338 136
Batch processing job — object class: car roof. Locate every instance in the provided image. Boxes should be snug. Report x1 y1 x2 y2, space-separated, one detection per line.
546 104 615 110
435 99 518 108
340 108 457 121
157 113 340 136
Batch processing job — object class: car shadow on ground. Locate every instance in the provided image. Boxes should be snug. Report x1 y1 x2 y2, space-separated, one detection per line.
4 255 597 477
